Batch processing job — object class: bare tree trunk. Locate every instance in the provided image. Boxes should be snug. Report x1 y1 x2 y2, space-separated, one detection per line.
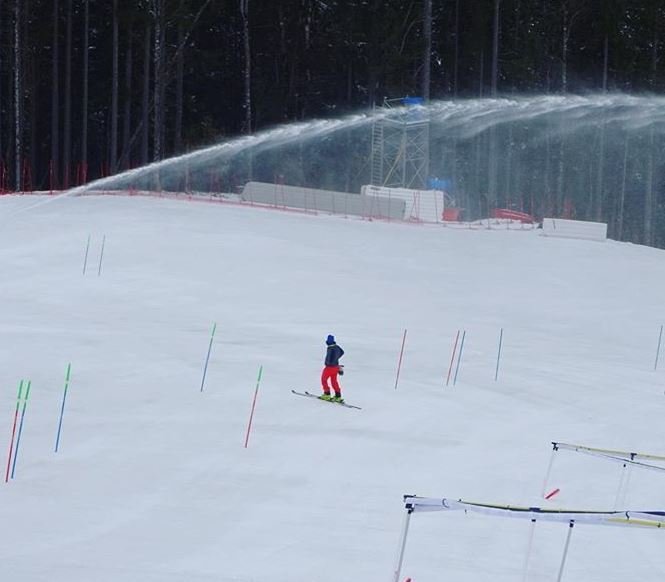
487 0 501 209
63 0 72 187
453 0 459 97
152 0 165 162
505 124 513 203
110 0 119 171
122 27 133 169
491 0 500 96
240 0 252 180
240 0 252 132
644 24 658 246
346 58 353 104
561 0 568 91
652 20 658 88
141 21 150 165
643 21 659 245
302 0 313 118
27 0 36 185
618 137 628 241
488 127 498 209
544 126 551 216
0 0 3 163
544 62 553 217
602 34 609 91
561 24 568 91
557 2 583 218
594 123 606 221
596 35 608 221
422 0 432 101
644 129 655 246
51 0 59 187
555 136 565 216
475 52 484 214
13 0 21 190
81 0 89 179
174 0 184 153
513 0 521 53
367 0 382 107
560 1 583 93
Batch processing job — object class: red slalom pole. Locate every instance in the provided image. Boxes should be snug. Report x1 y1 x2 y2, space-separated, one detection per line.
5 380 24 483
545 488 560 500
394 329 408 390
446 330 461 387
244 365 264 448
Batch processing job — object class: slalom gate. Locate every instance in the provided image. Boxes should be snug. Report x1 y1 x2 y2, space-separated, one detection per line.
393 495 665 582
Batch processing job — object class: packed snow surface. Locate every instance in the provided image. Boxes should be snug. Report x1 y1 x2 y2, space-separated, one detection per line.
1 194 664 582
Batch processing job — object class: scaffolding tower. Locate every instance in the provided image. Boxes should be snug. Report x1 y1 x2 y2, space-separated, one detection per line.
370 97 430 190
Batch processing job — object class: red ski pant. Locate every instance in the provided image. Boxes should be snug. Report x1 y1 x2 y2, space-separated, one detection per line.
321 366 341 395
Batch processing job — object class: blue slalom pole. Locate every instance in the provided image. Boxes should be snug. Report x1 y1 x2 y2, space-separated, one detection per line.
55 364 72 452
97 234 106 276
11 380 31 479
495 328 504 381
453 330 466 386
82 234 91 274
655 325 663 371
200 322 217 392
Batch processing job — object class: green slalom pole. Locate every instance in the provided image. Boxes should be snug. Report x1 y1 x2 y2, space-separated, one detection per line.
11 380 31 479
55 364 72 452
244 365 264 448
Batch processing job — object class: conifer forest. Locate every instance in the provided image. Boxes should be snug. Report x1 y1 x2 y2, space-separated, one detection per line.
2 1 665 246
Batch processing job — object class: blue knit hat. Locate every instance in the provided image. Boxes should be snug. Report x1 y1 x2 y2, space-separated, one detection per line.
326 334 335 345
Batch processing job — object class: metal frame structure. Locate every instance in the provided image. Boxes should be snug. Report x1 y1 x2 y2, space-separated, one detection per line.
371 97 430 190
393 495 665 582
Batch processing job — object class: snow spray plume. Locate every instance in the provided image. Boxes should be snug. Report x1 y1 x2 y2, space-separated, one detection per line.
7 93 665 221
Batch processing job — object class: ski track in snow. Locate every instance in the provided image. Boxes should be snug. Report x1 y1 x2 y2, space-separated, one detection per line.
0 194 664 581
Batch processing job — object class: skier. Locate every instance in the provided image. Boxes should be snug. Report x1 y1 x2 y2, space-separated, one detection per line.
320 334 344 403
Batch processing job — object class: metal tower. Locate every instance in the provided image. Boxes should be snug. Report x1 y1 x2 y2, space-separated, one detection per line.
370 97 430 190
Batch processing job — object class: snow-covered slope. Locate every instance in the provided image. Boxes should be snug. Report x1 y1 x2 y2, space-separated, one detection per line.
0 194 664 582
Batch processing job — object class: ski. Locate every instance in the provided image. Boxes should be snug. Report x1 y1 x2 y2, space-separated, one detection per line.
291 390 362 410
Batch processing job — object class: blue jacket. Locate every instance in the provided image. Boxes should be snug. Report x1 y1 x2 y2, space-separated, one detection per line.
325 343 344 367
